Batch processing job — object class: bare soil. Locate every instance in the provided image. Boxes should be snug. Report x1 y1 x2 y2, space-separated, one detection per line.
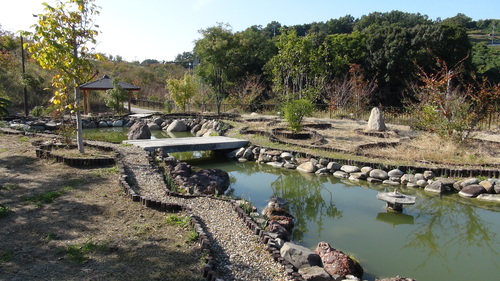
0 133 203 281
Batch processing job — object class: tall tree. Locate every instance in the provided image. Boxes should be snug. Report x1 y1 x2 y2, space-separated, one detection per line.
25 0 101 152
266 29 320 102
194 23 240 115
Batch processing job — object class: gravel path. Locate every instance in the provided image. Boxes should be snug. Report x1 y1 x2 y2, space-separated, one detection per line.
111 142 289 281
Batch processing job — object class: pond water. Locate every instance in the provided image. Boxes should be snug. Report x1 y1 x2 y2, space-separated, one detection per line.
182 152 500 281
84 128 500 281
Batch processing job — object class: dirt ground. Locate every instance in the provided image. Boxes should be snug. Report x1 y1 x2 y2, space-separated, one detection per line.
0 133 203 281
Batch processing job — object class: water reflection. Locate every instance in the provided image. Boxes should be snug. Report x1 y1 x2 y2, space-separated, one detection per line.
376 212 414 227
270 172 342 242
404 194 499 273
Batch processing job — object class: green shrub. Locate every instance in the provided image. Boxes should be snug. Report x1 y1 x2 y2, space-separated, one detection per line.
164 100 174 113
282 99 314 132
30 105 45 117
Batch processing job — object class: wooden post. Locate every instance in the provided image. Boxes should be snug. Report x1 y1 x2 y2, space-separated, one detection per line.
128 91 131 114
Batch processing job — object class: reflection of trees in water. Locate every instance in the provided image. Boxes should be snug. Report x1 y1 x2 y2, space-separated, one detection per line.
404 194 499 273
270 172 342 242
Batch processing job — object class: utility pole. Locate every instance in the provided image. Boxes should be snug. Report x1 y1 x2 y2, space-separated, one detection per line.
20 34 28 116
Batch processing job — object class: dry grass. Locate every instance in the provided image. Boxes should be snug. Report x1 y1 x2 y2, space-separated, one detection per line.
363 133 500 166
0 133 203 281
231 116 500 168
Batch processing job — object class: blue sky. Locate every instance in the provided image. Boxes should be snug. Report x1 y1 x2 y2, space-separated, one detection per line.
1 0 498 62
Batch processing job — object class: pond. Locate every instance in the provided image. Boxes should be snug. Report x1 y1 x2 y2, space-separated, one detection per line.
181 152 500 281
85 128 500 281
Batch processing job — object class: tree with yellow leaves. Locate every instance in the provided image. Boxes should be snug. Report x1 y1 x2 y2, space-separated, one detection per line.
24 0 102 153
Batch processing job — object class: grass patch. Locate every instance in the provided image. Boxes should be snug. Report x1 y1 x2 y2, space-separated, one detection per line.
92 166 119 177
164 214 190 228
42 232 59 242
0 183 19 192
0 205 11 218
19 136 29 142
0 250 14 263
131 223 157 236
164 214 199 243
23 190 63 207
187 230 199 242
64 240 110 264
0 148 7 153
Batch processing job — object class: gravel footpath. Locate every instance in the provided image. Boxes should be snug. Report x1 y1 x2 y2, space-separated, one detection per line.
110 142 289 281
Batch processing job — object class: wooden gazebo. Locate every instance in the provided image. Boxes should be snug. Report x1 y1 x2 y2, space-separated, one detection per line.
79 75 141 115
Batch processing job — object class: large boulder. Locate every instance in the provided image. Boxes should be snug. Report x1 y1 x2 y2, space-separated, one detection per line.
315 242 363 279
112 120 123 127
153 117 164 126
297 161 317 173
424 181 444 194
298 266 332 281
477 194 500 203
367 107 386 131
341 165 360 173
280 242 322 270
459 184 487 198
98 120 109 128
168 163 230 195
266 220 291 240
479 180 495 194
327 162 342 172
147 122 161 130
127 121 151 140
166 120 187 132
369 169 389 180
453 178 479 191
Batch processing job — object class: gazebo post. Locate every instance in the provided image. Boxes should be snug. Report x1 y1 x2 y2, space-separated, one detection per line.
83 90 89 115
128 91 131 114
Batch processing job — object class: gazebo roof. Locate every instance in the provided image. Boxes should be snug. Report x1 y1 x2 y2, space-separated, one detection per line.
79 75 140 91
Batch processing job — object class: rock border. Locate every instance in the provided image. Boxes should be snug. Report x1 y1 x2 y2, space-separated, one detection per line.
239 127 500 178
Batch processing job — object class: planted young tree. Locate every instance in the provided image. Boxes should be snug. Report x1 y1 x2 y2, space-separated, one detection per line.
166 74 197 112
411 58 500 142
326 64 376 117
25 0 101 153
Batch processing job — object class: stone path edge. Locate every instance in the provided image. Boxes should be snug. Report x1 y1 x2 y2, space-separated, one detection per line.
116 153 301 281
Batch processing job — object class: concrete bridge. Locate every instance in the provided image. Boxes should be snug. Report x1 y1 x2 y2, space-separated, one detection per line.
123 136 249 153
